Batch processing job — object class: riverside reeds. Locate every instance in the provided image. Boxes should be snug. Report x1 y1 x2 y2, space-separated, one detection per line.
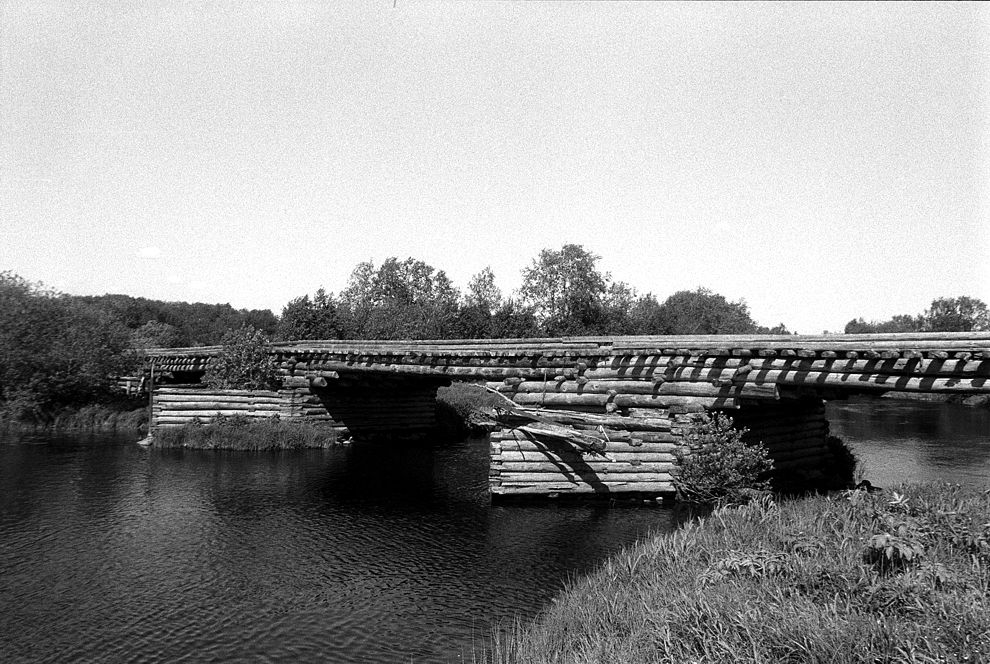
0 402 148 432
491 483 990 663
152 414 338 450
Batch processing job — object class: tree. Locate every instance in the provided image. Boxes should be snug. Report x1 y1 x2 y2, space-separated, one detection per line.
627 293 664 334
202 325 278 390
336 257 462 339
277 289 342 341
653 288 758 335
487 299 541 339
519 244 608 335
923 296 989 332
131 320 183 349
844 315 923 334
464 267 502 313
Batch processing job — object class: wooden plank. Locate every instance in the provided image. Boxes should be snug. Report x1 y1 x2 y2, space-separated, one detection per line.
491 480 675 494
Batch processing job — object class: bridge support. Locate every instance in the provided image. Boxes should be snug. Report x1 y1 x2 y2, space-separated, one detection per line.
489 397 835 498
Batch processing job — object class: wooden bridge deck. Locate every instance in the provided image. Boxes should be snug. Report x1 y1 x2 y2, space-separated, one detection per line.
149 332 990 400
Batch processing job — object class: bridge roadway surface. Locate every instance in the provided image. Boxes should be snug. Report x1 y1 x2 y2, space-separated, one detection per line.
150 332 990 401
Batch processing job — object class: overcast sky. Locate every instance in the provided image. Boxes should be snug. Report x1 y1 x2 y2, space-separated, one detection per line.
1 1 987 333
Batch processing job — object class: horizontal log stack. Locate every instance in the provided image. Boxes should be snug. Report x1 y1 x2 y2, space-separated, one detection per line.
145 332 990 497
151 386 349 437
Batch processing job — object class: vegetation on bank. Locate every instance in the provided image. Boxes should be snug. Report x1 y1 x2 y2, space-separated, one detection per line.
0 402 148 432
152 414 338 450
490 483 990 663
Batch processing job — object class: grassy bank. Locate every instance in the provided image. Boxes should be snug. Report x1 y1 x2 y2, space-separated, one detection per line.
491 483 990 663
152 415 339 450
0 401 148 432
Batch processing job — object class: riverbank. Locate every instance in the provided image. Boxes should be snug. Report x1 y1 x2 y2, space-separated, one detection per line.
490 483 990 663
0 402 148 432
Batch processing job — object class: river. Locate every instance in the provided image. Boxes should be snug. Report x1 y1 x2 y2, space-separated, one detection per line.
1 398 988 663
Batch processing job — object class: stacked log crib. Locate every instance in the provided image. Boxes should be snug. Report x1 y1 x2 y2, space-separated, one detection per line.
151 386 350 438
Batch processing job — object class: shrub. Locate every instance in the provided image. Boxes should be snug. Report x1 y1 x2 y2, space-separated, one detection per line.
202 325 279 390
674 412 773 503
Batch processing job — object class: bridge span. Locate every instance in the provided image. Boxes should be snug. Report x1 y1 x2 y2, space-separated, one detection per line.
147 332 990 498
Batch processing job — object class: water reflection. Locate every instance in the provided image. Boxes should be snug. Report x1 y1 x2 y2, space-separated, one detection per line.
826 397 990 488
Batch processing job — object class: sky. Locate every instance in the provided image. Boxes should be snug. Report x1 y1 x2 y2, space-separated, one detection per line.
1 1 987 334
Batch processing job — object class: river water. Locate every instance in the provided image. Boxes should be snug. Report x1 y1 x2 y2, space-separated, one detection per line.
1 399 988 663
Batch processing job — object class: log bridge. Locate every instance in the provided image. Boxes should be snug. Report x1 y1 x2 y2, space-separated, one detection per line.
146 332 990 498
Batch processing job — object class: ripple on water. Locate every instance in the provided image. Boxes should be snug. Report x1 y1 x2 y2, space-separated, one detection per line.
0 434 690 663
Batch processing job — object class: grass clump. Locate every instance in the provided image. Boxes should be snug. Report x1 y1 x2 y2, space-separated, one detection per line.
675 412 773 503
153 414 338 450
491 483 990 663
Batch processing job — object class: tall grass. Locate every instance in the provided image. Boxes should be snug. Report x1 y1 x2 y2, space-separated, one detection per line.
491 483 990 663
0 402 148 432
152 415 338 450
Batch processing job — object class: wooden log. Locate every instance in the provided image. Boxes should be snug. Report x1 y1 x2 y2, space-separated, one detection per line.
155 388 278 397
492 438 683 454
496 471 675 483
491 481 676 494
743 371 987 393
517 409 675 431
493 428 680 444
613 395 740 409
153 394 283 404
496 450 678 463
494 461 676 473
152 410 283 418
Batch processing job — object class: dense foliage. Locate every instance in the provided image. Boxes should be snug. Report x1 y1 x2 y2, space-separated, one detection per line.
277 244 783 341
0 272 136 421
72 293 278 347
845 296 990 334
492 483 990 663
674 412 773 502
202 326 279 390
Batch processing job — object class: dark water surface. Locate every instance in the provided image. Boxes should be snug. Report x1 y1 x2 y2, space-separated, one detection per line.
827 398 990 489
2 399 988 663
0 432 682 663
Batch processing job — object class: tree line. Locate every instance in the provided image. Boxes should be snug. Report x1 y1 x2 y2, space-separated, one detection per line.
2 243 987 421
844 296 989 334
276 244 790 341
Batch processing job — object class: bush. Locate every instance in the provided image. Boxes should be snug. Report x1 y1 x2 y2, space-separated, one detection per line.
674 412 773 503
202 325 279 390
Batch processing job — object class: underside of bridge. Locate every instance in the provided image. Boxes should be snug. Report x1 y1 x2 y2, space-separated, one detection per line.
147 332 990 499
